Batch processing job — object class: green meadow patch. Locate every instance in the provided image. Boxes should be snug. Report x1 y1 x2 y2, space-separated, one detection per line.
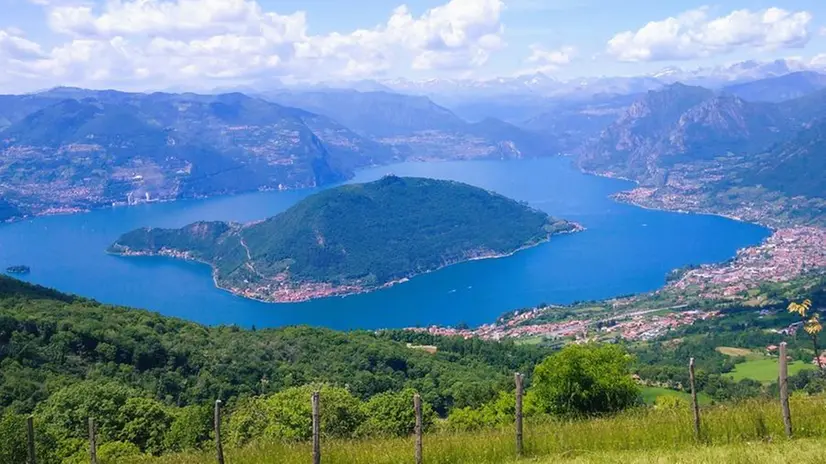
726 358 816 384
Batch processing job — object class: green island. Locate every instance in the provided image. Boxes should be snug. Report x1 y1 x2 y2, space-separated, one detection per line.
4 265 29 274
109 176 580 302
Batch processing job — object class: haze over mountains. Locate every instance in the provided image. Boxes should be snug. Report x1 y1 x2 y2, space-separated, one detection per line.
256 59 825 102
4 61 826 222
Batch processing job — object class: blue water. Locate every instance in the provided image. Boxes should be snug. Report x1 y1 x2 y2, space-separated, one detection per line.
1 158 769 330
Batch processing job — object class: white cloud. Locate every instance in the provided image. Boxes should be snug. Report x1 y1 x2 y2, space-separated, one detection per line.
528 44 575 65
517 44 575 74
810 54 826 68
0 30 45 60
607 7 813 62
2 0 506 91
507 0 587 12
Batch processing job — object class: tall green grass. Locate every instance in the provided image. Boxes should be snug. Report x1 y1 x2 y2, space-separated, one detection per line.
551 439 826 464
126 395 826 464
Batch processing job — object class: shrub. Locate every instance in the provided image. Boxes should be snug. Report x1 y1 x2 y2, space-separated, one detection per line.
226 385 364 445
357 388 434 437
117 397 174 454
0 412 26 464
164 404 212 451
532 343 639 417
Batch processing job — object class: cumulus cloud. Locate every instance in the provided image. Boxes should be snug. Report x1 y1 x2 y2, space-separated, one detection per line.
0 30 45 60
2 0 505 91
607 7 813 62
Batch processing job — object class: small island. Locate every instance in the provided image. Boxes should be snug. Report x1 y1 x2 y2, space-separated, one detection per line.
5 265 30 274
109 176 582 302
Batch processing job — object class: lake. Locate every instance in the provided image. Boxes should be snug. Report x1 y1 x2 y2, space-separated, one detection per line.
1 158 769 330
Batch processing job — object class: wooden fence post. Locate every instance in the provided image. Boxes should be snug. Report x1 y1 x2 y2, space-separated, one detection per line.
88 417 97 464
413 393 423 464
689 357 701 441
26 415 36 464
214 400 225 464
779 342 793 437
515 372 524 457
312 391 321 464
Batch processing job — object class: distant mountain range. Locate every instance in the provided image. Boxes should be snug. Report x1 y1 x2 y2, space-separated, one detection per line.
0 90 386 219
0 88 547 220
573 74 826 228
747 118 826 199
722 72 826 103
578 82 826 182
261 90 548 158
6 64 826 222
253 59 823 103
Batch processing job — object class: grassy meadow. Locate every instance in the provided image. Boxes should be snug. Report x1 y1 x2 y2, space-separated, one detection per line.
125 395 826 464
714 346 817 384
546 439 826 463
726 359 816 384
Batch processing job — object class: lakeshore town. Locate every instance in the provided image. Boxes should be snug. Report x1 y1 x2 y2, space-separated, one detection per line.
407 226 826 344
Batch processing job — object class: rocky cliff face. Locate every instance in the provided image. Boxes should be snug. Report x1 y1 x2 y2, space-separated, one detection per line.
578 84 796 182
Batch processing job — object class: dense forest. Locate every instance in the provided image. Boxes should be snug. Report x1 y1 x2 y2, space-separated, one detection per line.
0 276 552 416
111 176 577 297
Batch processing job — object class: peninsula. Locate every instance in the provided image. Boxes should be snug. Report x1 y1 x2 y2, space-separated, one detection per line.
109 176 581 302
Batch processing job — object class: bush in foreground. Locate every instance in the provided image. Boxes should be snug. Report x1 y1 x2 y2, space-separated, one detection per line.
531 344 640 417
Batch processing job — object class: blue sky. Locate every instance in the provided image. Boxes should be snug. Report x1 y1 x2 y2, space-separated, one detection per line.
0 0 825 91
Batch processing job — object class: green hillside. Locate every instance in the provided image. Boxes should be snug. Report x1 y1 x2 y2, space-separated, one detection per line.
0 275 556 461
0 275 549 414
111 176 578 302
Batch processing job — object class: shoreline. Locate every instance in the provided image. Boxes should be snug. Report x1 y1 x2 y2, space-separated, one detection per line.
610 192 775 231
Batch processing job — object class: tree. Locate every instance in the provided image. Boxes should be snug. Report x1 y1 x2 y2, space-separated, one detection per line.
226 385 364 444
117 397 174 454
164 404 212 452
357 388 434 437
36 381 136 445
531 344 639 417
0 412 26 464
788 299 823 369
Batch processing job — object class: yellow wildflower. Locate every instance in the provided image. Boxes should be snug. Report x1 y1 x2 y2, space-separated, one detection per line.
804 314 823 336
788 299 813 317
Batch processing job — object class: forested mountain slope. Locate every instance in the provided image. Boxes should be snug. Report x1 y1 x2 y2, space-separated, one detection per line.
0 275 549 416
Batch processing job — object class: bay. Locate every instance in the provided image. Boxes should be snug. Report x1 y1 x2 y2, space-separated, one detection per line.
0 158 769 330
